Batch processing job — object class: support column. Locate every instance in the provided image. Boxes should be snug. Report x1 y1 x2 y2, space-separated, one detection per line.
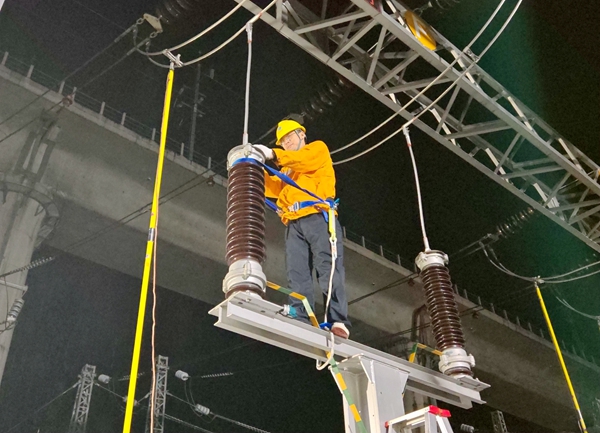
0 114 60 386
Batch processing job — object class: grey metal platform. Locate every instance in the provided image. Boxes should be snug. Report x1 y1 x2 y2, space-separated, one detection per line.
209 293 488 412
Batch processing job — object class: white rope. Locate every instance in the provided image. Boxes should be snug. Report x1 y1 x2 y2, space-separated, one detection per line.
333 0 523 165
316 332 336 371
404 128 430 251
144 0 249 56
330 0 508 156
316 224 338 371
243 21 253 145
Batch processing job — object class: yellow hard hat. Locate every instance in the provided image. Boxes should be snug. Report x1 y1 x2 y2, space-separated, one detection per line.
276 120 306 146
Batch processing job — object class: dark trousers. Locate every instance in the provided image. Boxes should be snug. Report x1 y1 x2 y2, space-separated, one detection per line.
285 213 350 326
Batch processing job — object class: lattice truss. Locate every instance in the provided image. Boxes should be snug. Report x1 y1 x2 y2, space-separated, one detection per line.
240 0 600 252
69 364 96 433
146 355 168 433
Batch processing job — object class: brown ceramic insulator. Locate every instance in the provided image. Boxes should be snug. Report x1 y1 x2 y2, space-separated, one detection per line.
421 264 466 351
226 161 266 266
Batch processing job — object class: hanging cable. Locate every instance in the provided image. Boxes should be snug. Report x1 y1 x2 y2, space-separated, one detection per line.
333 0 523 165
330 0 508 156
144 0 249 56
168 392 273 433
403 127 430 251
242 21 254 145
163 414 217 433
140 0 277 69
482 245 600 285
122 56 180 433
150 215 160 433
6 382 78 433
555 295 600 322
0 31 156 147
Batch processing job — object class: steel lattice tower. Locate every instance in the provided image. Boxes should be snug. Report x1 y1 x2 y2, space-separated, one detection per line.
69 364 96 433
491 410 508 433
145 355 168 433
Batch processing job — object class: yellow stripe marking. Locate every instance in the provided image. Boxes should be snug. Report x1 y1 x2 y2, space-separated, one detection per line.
350 404 361 422
335 373 347 390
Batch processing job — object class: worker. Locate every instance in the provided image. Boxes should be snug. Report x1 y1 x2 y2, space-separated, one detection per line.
254 120 350 339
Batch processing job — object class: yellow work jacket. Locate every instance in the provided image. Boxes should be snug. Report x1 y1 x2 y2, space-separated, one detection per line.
264 140 336 225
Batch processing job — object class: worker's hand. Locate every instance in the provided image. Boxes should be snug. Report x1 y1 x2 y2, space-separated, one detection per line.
254 144 275 161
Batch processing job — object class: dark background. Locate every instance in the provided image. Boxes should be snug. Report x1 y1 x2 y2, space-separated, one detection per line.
0 0 598 431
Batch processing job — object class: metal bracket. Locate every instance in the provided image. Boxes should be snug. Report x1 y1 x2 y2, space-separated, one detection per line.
209 293 488 413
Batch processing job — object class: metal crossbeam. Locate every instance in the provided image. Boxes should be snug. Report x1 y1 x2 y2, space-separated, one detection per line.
69 364 96 433
209 294 487 410
240 0 600 253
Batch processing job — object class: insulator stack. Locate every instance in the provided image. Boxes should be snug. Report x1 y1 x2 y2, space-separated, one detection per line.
155 0 200 25
298 76 351 123
223 145 267 299
6 298 24 324
493 207 535 240
415 251 475 377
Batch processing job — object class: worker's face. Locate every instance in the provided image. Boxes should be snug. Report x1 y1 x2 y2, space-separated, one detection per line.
280 130 306 151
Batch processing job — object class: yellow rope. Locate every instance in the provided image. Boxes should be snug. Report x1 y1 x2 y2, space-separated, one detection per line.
535 283 588 433
122 66 175 433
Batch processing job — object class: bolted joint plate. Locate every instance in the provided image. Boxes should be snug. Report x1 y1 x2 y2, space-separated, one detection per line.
227 144 265 170
415 250 448 271
223 259 266 296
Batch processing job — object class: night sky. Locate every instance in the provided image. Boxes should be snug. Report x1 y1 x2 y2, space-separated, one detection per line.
0 0 599 431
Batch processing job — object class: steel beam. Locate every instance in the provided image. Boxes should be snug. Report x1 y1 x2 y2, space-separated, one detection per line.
237 0 600 252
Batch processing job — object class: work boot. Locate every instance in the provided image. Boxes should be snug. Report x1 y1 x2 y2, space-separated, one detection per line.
331 322 349 339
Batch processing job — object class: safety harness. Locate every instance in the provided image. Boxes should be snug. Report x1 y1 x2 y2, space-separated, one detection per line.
260 161 340 325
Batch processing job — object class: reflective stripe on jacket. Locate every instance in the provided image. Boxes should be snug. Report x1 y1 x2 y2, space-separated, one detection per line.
264 140 336 225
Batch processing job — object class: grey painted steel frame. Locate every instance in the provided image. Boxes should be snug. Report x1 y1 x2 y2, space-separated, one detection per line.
69 364 96 433
209 294 486 411
236 0 600 253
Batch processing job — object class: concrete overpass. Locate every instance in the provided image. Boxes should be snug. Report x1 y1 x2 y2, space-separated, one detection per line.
0 55 598 431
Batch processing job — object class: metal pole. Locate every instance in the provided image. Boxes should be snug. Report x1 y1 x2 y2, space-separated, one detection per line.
189 63 201 161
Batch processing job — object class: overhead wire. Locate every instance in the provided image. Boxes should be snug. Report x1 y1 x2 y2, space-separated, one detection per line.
139 0 277 69
333 0 523 165
0 31 156 147
144 0 250 56
6 382 78 433
0 21 140 131
370 281 540 346
329 0 508 156
0 161 227 283
482 245 600 285
168 391 273 433
554 294 600 322
164 414 217 433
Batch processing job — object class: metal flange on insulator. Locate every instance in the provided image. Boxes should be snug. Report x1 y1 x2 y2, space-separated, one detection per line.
415 250 475 378
223 144 267 299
